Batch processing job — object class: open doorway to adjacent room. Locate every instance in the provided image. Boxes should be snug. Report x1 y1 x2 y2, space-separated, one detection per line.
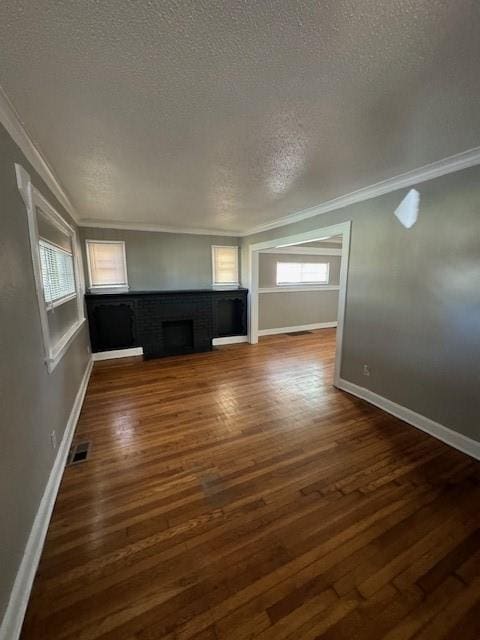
247 221 351 386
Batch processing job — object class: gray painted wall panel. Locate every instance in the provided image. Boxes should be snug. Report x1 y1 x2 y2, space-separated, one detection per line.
79 227 240 291
259 290 339 330
0 124 90 621
243 166 480 442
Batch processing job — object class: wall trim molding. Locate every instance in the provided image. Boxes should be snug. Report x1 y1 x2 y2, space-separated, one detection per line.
93 339 250 353
212 335 248 346
336 378 480 461
0 358 93 640
77 146 480 237
260 247 342 256
92 347 144 361
78 219 242 237
244 146 480 236
0 85 78 222
3 74 479 240
2 77 479 238
258 321 338 336
259 285 340 294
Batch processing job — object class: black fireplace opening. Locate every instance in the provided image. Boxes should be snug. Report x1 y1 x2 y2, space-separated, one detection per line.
162 319 194 354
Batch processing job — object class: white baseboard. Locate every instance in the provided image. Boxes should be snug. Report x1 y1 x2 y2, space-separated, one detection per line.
336 378 480 461
0 358 93 640
93 340 249 355
92 347 144 361
212 335 248 346
258 321 337 337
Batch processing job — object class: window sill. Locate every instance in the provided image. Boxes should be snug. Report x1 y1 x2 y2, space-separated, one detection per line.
212 283 240 288
259 285 340 294
46 317 87 374
88 285 129 293
46 292 77 311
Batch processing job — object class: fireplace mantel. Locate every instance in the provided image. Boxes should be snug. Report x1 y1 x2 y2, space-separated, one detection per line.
85 288 248 358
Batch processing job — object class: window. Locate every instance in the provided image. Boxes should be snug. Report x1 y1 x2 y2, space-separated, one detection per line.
276 262 329 285
212 245 239 285
15 163 85 373
86 240 128 289
39 240 76 306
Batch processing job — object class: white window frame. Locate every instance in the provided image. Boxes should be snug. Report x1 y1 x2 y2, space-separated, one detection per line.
85 240 129 290
15 164 86 373
276 261 330 287
211 245 239 287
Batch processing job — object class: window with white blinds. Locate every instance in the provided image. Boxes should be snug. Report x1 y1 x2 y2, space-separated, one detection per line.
16 164 85 373
86 240 128 288
39 240 76 305
212 245 239 285
276 262 329 285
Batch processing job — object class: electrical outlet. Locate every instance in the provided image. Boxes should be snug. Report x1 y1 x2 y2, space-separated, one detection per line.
363 364 371 377
86 344 91 354
50 430 57 450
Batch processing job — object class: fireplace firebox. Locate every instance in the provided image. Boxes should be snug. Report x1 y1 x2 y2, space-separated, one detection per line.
162 319 194 354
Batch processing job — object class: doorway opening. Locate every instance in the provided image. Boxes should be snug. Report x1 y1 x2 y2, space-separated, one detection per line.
247 221 351 387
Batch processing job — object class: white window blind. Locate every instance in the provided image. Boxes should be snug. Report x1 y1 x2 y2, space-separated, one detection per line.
39 239 76 305
212 246 239 285
86 241 128 288
276 262 329 285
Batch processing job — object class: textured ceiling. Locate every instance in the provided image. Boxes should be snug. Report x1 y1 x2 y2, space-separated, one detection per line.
1 1 479 233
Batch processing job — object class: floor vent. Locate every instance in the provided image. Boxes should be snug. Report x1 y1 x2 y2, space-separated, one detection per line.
67 441 91 466
286 330 313 336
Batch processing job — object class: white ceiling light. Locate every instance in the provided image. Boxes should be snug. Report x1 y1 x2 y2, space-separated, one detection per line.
394 189 420 229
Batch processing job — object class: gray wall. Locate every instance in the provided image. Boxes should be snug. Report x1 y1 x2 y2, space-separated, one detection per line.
259 290 339 330
258 252 340 330
79 227 240 290
0 124 90 622
242 165 480 442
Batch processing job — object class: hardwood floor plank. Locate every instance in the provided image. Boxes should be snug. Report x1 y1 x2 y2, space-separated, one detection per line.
413 577 480 640
20 329 480 640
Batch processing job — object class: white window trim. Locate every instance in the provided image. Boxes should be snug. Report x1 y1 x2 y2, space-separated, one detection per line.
211 245 239 287
15 164 86 373
275 261 330 286
259 285 340 293
85 239 129 290
47 292 78 310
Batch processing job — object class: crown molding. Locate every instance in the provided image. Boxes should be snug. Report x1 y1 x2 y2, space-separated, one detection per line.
260 246 341 255
78 218 242 237
79 146 480 238
243 146 480 236
0 85 78 223
2 77 479 238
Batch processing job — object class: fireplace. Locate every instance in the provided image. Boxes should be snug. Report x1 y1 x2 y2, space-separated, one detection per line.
162 319 194 354
137 292 213 359
85 288 248 359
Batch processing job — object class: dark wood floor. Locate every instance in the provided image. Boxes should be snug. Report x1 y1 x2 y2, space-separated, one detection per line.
21 329 480 640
